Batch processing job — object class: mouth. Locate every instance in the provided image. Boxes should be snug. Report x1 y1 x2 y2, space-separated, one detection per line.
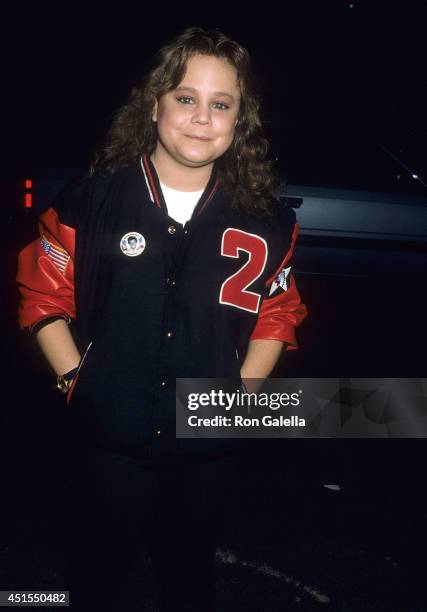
185 135 212 141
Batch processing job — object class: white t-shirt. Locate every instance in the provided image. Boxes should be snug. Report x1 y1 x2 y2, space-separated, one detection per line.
160 182 204 225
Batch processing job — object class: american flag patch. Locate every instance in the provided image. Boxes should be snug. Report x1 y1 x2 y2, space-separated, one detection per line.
40 235 70 274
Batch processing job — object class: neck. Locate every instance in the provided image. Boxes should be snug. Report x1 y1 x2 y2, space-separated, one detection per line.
150 146 213 192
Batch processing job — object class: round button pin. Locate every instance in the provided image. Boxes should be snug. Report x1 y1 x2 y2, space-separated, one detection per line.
120 232 146 256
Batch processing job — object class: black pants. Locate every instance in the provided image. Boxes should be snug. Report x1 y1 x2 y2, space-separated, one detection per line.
61 435 236 612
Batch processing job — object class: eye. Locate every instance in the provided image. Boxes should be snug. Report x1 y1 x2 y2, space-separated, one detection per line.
213 102 230 110
176 96 194 104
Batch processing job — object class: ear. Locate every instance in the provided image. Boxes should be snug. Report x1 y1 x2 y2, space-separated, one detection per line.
152 100 158 122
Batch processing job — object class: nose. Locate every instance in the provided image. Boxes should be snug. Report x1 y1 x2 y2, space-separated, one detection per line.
191 103 211 125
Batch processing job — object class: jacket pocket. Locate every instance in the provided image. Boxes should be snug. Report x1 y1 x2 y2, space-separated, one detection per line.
66 341 93 406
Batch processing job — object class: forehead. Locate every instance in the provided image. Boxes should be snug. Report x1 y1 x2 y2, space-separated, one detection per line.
177 54 240 96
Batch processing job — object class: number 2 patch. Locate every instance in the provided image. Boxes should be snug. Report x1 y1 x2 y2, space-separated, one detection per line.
219 228 268 313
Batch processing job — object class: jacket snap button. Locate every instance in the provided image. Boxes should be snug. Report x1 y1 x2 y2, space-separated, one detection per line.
168 226 176 235
160 380 167 389
166 330 175 339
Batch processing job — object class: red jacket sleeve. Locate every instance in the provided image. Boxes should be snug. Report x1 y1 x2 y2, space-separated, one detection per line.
16 207 76 331
249 221 308 351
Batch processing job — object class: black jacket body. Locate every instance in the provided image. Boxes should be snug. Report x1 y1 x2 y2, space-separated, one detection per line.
17 155 307 464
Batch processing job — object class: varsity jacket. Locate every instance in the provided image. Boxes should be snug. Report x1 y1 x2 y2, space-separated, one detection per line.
17 155 308 462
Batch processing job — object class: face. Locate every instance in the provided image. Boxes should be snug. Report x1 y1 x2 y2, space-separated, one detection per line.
152 54 241 168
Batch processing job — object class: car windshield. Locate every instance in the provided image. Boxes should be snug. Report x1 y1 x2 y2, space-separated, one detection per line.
262 49 424 198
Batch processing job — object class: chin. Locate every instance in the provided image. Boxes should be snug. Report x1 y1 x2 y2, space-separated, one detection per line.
177 152 215 167
178 142 217 160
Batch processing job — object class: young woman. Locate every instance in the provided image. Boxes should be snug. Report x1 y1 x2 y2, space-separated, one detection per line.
17 27 307 611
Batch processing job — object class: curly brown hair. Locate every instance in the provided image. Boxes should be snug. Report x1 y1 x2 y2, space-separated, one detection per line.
90 27 279 217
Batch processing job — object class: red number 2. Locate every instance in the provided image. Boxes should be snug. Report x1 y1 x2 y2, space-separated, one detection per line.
219 228 268 313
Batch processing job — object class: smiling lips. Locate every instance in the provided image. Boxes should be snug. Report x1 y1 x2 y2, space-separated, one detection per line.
185 135 212 141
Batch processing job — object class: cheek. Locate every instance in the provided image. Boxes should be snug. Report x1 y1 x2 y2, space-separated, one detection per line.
157 103 188 130
218 117 237 141
157 110 171 129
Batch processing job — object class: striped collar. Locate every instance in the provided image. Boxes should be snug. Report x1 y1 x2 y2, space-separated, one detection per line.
140 154 219 218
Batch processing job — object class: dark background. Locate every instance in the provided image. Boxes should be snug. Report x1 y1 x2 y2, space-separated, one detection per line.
2 2 425 194
2 2 427 610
